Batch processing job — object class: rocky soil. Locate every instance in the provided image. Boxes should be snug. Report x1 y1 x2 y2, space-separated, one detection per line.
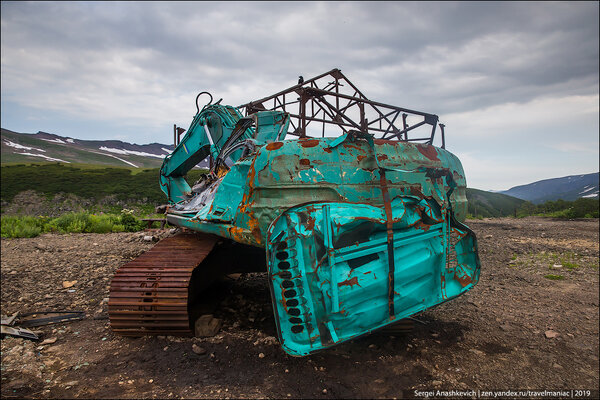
1 217 598 399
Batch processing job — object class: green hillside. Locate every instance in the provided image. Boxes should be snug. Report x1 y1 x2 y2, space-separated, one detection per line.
1 163 207 205
1 128 165 168
465 188 525 218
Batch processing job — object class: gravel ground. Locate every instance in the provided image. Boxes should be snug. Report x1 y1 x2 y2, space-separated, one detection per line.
1 217 598 399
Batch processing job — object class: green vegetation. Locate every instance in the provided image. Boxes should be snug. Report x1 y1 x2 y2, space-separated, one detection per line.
466 188 525 218
516 198 599 219
0 210 164 238
465 188 599 219
510 250 598 279
1 163 207 204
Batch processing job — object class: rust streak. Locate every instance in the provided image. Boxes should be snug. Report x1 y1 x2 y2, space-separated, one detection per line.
265 142 284 150
416 144 440 161
337 276 361 288
299 139 320 148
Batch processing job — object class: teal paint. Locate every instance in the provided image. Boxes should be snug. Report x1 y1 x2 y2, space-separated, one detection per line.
160 101 480 356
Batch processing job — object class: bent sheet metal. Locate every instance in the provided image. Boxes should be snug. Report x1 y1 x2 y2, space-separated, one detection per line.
110 68 481 356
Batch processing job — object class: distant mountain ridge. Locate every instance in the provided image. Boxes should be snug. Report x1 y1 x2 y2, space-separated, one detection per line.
466 188 525 218
501 173 599 204
1 128 209 168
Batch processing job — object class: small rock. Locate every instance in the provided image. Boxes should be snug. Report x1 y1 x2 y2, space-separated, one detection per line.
500 324 511 332
322 389 327 394
469 348 485 356
7 379 28 389
62 280 77 288
258 352 265 358
430 333 439 338
195 314 222 337
552 264 563 269
368 344 377 349
484 235 493 239
149 379 154 383
64 381 79 386
545 330 559 339
9 270 17 275
553 363 563 369
192 344 206 355
40 337 57 345
143 235 155 242
285 369 289 373
432 380 442 386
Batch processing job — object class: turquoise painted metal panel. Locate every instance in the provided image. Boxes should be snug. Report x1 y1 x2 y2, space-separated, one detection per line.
266 200 479 356
159 70 481 356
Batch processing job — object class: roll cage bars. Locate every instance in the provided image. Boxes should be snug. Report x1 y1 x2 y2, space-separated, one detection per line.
237 68 446 148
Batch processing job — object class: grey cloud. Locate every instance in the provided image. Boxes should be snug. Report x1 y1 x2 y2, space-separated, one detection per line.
1 1 598 126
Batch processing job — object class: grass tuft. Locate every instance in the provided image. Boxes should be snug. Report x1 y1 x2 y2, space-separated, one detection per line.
544 274 565 280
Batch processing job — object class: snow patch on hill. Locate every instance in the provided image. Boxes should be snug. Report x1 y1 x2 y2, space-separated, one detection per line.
4 139 46 153
40 138 67 144
15 152 69 163
99 146 165 159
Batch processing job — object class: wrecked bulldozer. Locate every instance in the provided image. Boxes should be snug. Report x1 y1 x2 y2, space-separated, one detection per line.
108 68 480 356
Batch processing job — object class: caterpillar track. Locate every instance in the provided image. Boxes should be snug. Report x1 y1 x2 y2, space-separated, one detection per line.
108 233 218 336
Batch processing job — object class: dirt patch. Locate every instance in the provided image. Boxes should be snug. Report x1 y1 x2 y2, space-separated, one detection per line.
1 217 598 398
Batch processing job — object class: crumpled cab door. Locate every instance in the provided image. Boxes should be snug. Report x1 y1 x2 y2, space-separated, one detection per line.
266 199 480 356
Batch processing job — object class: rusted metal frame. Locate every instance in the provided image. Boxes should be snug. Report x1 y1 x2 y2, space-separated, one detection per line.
283 111 420 137
395 120 427 138
237 68 340 110
283 113 360 135
322 205 339 313
378 110 402 140
359 103 367 132
334 70 402 134
369 109 399 129
429 123 437 145
299 92 307 136
302 86 436 141
312 95 363 132
439 124 446 149
301 87 429 118
308 97 357 133
379 170 395 319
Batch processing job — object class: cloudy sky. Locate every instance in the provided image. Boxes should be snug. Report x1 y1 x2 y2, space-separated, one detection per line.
1 1 598 190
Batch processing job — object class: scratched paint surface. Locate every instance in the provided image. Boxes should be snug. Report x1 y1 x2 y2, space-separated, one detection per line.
161 105 480 356
266 201 479 356
167 136 469 247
